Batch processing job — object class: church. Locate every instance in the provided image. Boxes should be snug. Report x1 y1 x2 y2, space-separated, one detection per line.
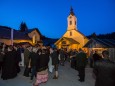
55 7 89 51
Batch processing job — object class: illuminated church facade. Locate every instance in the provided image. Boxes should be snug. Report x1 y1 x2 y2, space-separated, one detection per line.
55 7 89 51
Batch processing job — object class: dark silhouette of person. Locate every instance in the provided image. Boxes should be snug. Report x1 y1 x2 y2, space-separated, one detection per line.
76 48 87 82
93 50 115 86
93 51 102 64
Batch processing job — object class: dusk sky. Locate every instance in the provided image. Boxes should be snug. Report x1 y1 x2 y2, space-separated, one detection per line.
0 0 115 38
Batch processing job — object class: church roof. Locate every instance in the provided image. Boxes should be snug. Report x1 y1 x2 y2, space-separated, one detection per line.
22 28 42 39
24 28 42 36
55 37 80 45
63 37 80 44
76 30 88 39
0 26 11 39
0 26 43 40
0 26 30 40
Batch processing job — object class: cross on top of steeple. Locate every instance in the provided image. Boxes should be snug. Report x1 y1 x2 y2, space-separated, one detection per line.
70 6 75 16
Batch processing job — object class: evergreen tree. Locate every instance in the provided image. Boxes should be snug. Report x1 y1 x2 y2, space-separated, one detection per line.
91 32 97 38
87 32 115 39
19 22 28 32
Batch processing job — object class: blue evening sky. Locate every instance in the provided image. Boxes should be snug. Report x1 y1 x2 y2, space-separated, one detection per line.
0 0 115 38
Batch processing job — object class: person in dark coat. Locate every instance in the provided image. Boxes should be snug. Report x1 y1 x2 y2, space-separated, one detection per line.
29 47 39 81
36 48 49 72
76 48 87 82
1 45 17 80
23 46 31 77
59 49 65 66
33 48 49 86
93 50 115 86
89 50 94 68
0 44 7 73
70 49 78 70
50 48 59 79
16 45 22 64
0 46 4 72
93 51 102 64
13 45 21 73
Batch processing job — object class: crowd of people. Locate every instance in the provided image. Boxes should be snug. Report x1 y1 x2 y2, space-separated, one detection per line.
61 48 115 85
93 50 115 86
0 43 115 86
88 49 115 86
69 48 88 82
0 43 68 86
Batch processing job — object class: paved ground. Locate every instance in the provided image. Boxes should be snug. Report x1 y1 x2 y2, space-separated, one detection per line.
0 62 95 86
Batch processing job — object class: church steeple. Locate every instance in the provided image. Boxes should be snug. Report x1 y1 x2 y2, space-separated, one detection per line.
70 6 74 16
67 7 77 31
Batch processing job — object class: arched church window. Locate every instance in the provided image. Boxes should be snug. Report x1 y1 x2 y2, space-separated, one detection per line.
70 31 72 36
70 21 72 25
75 21 76 25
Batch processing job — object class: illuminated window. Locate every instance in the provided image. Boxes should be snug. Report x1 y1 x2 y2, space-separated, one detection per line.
70 21 72 25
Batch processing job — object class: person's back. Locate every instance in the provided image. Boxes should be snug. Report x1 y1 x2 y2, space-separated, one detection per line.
36 49 49 72
38 53 49 69
76 49 87 82
76 51 87 68
93 51 102 62
24 48 30 66
1 46 17 80
50 50 59 65
30 52 38 67
93 50 115 86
